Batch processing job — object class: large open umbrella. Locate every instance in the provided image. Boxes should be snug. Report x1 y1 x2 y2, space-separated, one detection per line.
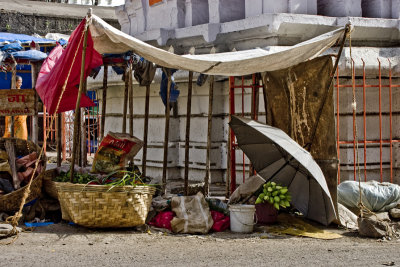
229 116 336 225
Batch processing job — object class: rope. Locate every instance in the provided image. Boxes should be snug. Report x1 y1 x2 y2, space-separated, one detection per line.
1 19 88 244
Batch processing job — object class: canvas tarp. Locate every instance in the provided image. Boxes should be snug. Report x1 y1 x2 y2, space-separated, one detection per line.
89 15 347 76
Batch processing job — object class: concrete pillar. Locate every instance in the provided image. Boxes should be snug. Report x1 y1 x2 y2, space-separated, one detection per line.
245 0 263 18
362 0 392 18
185 0 209 27
393 0 400 18
288 0 317 14
262 0 288 13
209 0 245 23
317 0 362 17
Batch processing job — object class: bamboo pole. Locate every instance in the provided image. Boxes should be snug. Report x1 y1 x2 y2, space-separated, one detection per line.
70 9 91 182
184 71 193 196
204 75 214 197
142 84 151 177
128 64 134 136
122 65 129 133
80 79 87 167
162 69 172 195
10 69 16 138
101 64 108 140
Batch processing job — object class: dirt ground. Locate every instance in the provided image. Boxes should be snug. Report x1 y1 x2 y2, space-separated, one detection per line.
1 223 400 267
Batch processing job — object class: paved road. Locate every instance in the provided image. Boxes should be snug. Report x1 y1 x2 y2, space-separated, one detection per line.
1 223 400 267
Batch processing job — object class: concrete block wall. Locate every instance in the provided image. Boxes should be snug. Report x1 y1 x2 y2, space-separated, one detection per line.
362 0 392 18
209 0 245 23
317 0 362 17
245 0 317 17
185 0 209 27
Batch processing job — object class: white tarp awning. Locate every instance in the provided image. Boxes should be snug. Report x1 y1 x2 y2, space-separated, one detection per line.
89 15 346 76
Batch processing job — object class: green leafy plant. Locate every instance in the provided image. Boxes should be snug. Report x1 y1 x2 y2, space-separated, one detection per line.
255 181 291 210
54 171 96 184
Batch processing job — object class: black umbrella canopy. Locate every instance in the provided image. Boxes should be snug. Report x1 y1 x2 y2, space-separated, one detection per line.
229 116 336 225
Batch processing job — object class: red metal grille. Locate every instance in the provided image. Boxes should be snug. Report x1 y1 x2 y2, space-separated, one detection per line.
336 58 399 183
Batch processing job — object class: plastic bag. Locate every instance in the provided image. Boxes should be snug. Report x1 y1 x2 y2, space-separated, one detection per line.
210 211 230 232
148 211 175 231
170 192 213 234
338 180 400 212
91 132 143 173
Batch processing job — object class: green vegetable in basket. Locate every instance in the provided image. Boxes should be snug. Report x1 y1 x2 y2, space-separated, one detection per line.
256 182 291 211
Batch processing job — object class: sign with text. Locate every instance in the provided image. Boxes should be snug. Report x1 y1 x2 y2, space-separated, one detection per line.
0 89 36 116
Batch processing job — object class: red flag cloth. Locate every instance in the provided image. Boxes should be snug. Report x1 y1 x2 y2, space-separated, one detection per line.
36 18 103 114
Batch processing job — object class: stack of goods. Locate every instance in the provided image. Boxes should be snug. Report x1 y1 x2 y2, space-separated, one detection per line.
0 140 44 196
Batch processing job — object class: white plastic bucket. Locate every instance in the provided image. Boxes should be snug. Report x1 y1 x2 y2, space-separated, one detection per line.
229 204 256 233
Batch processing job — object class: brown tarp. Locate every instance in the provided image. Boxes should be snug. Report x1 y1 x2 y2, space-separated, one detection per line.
262 55 338 216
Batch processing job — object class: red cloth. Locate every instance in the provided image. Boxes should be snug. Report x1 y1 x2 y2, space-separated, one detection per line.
148 211 175 231
36 18 103 114
210 211 230 232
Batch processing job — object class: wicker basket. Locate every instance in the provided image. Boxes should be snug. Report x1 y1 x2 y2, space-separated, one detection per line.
55 182 156 228
41 169 58 199
0 138 46 212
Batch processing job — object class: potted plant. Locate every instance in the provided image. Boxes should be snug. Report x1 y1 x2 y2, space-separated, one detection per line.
254 181 291 224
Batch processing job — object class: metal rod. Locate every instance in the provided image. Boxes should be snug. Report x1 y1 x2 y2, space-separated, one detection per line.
31 62 40 144
43 105 47 154
229 76 236 195
204 75 214 197
388 59 393 183
362 59 367 182
57 113 62 167
336 67 341 184
129 64 134 136
101 64 108 140
162 69 172 195
122 65 129 133
70 10 91 183
184 71 193 196
352 59 356 181
142 84 151 177
378 58 383 182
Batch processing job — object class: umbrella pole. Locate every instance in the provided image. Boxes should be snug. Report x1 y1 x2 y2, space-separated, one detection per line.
184 71 193 196
204 75 214 197
70 10 91 183
162 69 172 195
306 23 351 151
100 64 108 140
142 84 150 177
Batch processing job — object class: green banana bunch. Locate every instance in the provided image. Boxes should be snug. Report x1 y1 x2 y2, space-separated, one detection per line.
255 181 291 210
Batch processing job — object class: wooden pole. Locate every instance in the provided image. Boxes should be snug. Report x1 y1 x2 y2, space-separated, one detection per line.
31 62 40 144
122 65 129 133
262 78 270 125
10 69 16 138
184 71 193 196
128 64 134 136
70 9 91 182
101 64 108 140
162 69 172 195
204 75 214 197
142 84 151 177
80 79 87 167
57 113 62 167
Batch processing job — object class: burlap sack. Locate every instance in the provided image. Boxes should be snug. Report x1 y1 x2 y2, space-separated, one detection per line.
170 192 213 234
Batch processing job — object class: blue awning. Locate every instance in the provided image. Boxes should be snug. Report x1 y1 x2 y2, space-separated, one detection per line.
0 32 56 44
